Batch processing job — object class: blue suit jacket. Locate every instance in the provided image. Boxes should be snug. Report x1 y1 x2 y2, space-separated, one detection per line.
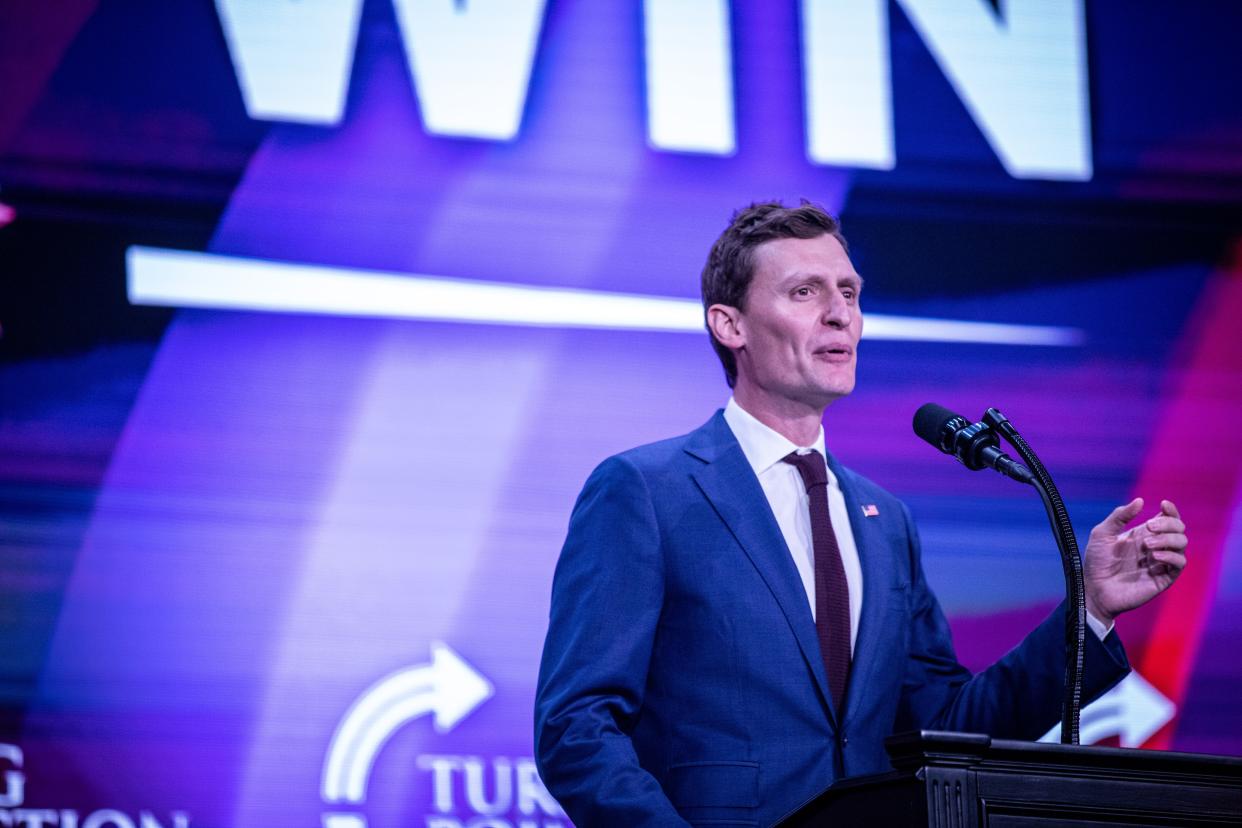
535 412 1128 827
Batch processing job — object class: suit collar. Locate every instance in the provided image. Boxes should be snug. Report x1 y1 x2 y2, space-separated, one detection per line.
682 409 733 463
721 397 829 478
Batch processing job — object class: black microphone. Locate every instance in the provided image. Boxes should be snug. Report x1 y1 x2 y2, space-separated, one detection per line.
913 403 1034 485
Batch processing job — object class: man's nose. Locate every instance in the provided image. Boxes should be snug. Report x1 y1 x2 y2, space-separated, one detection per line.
820 292 851 328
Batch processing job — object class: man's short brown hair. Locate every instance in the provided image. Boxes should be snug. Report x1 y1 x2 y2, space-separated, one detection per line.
700 201 847 387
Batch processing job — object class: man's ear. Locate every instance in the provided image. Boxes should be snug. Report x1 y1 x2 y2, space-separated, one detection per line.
706 304 744 350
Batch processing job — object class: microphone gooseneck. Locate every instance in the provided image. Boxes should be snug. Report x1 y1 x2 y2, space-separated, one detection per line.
912 403 1086 746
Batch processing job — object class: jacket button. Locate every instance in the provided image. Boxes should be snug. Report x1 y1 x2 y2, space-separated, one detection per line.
841 734 849 746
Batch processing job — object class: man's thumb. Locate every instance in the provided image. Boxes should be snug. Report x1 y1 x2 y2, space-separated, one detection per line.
1103 497 1144 532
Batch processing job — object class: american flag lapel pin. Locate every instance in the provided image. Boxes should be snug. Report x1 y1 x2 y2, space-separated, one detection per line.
861 504 880 517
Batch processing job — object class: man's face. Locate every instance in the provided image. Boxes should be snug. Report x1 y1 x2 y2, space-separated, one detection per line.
730 233 863 410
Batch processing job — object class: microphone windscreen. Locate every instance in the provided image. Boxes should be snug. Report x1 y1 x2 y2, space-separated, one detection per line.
912 403 959 447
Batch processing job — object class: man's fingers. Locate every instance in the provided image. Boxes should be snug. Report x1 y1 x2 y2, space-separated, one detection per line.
1145 533 1188 553
1149 549 1187 573
1103 497 1144 531
1145 516 1186 535
1161 499 1181 519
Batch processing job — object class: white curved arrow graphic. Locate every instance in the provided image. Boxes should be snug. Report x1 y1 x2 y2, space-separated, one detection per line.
1040 670 1175 747
320 642 493 827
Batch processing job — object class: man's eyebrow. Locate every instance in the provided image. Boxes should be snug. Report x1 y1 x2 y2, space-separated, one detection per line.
777 272 865 289
777 272 827 288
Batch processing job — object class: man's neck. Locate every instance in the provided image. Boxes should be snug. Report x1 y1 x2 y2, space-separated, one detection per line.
732 385 826 447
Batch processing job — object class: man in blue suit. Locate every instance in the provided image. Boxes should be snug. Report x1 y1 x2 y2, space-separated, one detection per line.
534 202 1188 827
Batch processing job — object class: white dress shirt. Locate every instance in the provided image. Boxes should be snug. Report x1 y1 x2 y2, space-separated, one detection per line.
723 398 863 652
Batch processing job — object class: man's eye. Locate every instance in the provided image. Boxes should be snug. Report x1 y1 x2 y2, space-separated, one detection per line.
794 286 813 297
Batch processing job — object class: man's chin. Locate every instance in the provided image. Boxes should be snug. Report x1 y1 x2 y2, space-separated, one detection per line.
814 373 856 404
800 382 854 411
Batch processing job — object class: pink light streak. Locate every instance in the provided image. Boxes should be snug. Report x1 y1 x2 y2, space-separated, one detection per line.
1118 240 1242 749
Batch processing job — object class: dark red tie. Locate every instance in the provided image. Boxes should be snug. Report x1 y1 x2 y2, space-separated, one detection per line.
783 450 851 711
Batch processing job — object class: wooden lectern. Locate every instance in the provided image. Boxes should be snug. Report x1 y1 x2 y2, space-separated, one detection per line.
777 730 1242 827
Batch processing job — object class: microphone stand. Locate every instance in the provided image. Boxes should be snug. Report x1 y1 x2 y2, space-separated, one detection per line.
981 408 1085 745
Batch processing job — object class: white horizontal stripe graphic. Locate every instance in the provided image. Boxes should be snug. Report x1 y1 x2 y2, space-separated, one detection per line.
127 247 1083 346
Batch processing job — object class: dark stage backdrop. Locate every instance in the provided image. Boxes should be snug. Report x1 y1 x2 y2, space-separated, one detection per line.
1 2 1241 826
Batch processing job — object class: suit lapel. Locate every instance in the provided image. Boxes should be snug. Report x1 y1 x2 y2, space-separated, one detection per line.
827 451 895 723
685 413 836 721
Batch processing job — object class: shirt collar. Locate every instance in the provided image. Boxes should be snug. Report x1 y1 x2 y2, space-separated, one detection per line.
723 397 831 480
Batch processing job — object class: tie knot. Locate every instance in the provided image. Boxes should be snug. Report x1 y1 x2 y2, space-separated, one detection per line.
782 449 828 491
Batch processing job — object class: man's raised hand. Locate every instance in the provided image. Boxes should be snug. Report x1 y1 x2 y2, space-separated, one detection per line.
1084 498 1187 626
